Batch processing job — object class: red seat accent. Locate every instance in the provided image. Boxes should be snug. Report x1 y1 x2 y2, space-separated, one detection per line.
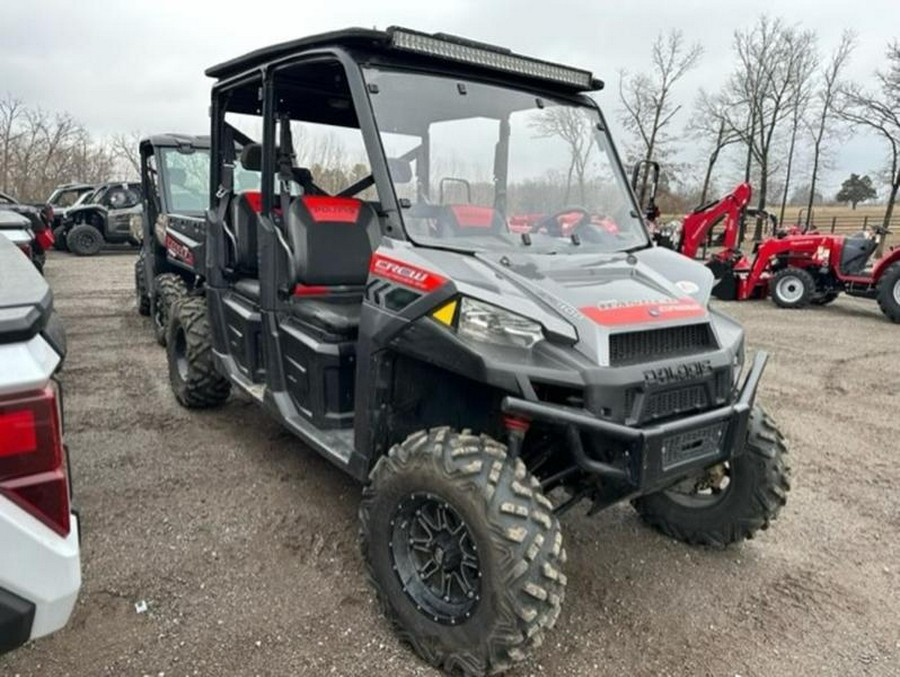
303 196 361 223
242 190 263 213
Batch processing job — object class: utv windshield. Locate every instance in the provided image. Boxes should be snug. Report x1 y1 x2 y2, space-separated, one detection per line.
363 68 648 254
160 147 210 214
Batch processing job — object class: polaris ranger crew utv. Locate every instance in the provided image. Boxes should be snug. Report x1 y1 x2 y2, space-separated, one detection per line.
135 134 212 345
166 27 790 675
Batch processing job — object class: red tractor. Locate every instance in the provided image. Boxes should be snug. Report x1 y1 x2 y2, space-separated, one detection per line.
710 225 900 322
633 166 900 322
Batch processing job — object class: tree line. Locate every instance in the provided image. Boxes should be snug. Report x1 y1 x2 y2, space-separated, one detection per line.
618 16 900 236
0 95 137 202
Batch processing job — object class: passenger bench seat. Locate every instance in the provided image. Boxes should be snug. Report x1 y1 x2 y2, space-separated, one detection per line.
286 196 375 338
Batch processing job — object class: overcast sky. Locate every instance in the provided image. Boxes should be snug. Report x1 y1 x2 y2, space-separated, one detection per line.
2 0 897 197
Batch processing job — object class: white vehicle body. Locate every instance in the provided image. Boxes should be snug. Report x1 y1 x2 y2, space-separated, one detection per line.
0 235 80 654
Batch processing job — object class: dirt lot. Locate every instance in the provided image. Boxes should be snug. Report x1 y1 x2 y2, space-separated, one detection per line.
3 251 899 677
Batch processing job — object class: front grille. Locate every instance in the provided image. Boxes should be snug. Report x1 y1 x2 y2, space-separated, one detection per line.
609 324 715 366
644 385 709 421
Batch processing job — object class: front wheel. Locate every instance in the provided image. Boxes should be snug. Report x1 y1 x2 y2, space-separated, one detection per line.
66 223 104 256
360 429 566 676
876 263 900 323
770 266 815 309
811 291 839 306
633 406 790 547
166 295 230 408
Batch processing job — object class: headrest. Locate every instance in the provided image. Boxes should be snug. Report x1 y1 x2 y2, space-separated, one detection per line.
240 143 262 171
387 157 413 184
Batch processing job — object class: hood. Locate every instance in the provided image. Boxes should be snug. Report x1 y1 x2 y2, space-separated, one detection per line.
376 241 716 366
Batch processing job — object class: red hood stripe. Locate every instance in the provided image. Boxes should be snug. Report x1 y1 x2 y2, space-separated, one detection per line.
580 298 705 326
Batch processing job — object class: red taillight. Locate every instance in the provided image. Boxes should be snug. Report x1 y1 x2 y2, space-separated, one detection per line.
0 387 70 536
36 228 55 250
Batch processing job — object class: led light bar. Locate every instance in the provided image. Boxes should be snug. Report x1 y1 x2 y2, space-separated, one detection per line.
389 29 595 90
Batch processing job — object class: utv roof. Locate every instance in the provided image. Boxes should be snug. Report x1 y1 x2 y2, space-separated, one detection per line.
53 183 94 191
140 133 211 149
206 26 602 93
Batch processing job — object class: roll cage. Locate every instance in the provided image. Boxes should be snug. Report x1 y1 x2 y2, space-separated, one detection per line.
205 26 624 249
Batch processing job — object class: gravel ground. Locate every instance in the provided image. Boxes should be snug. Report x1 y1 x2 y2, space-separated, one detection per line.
3 250 899 677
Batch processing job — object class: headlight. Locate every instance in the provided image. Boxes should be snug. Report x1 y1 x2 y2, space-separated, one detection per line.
457 297 544 349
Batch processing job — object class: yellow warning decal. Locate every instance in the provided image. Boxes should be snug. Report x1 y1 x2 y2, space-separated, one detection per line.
431 299 458 326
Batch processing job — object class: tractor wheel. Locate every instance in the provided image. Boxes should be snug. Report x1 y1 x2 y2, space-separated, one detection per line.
811 291 839 306
876 263 900 323
632 405 790 548
166 295 230 408
770 267 815 309
66 223 104 256
52 226 68 251
135 252 150 316
360 428 566 676
153 274 187 346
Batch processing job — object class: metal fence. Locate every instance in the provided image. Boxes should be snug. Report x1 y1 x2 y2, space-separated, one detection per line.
790 211 900 249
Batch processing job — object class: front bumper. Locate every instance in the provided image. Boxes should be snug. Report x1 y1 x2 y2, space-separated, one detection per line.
502 351 768 500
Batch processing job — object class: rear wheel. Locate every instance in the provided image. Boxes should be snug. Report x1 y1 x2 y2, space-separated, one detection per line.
166 295 230 408
633 406 790 547
66 223 103 256
153 274 187 346
52 226 68 251
360 428 566 676
135 252 150 316
876 263 900 323
770 267 815 309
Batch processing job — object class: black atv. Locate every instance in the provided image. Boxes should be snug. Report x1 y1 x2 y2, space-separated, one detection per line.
60 182 142 255
134 134 212 345
164 27 790 675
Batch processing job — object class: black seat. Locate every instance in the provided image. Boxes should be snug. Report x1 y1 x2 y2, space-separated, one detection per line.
232 190 261 275
290 298 361 335
233 278 260 301
284 195 375 338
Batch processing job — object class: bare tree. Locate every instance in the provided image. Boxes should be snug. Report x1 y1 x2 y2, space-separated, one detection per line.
840 40 900 256
0 96 122 201
690 90 743 205
530 106 596 204
0 94 25 194
804 31 855 228
110 131 142 179
618 30 703 202
778 43 819 226
720 17 817 239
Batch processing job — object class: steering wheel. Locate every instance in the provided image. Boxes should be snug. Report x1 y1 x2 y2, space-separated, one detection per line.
536 207 591 237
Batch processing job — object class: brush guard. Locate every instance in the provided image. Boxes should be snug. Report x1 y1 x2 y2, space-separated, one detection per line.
501 352 768 508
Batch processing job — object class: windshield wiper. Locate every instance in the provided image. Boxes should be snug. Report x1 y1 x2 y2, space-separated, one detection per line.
520 232 532 246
